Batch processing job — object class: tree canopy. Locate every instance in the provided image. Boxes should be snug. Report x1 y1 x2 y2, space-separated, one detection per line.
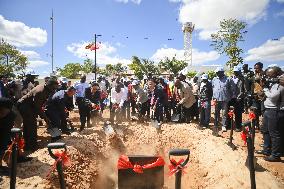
129 56 160 80
0 40 28 77
211 18 247 69
158 57 187 76
57 63 82 79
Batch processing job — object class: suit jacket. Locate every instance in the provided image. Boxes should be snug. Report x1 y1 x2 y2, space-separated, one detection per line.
178 82 196 108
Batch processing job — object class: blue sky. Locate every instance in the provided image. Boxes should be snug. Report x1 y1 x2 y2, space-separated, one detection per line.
0 0 284 77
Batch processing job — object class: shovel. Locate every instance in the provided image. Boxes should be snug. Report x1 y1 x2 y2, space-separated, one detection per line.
242 121 256 189
169 149 190 189
103 121 115 136
226 106 236 150
10 128 22 189
47 142 67 189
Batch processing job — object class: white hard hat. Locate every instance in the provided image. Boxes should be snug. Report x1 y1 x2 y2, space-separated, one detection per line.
26 70 38 76
59 77 68 84
215 67 224 73
131 80 139 86
201 74 208 80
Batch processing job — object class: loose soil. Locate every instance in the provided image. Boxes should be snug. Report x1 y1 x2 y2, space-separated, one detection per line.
1 111 283 189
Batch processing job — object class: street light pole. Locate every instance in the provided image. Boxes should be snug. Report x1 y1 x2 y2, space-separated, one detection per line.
50 10 54 74
94 34 101 81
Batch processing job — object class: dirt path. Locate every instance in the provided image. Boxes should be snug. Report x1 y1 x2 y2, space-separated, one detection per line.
1 118 283 189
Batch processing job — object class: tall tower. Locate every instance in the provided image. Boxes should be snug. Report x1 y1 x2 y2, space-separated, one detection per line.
182 22 194 66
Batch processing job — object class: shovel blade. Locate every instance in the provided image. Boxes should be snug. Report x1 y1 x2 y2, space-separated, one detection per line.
171 114 180 122
103 123 115 135
151 119 160 129
47 127 62 138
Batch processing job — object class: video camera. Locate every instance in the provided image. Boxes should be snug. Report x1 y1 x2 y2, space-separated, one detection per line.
263 76 280 88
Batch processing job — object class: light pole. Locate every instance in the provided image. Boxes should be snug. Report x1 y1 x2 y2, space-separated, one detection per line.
94 34 102 81
50 10 54 74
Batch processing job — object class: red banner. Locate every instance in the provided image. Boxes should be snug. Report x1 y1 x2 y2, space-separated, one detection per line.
117 155 165 174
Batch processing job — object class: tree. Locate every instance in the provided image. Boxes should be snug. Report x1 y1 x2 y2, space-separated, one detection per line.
81 58 93 74
57 63 82 79
206 70 217 80
187 71 197 79
0 39 28 77
113 63 127 74
211 19 247 70
129 56 160 79
158 57 187 76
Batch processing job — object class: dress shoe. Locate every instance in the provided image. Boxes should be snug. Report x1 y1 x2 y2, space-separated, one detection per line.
255 150 270 156
264 155 281 162
235 128 242 132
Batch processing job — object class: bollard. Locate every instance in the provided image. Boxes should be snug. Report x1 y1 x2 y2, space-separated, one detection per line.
242 121 256 189
10 128 22 189
169 149 190 189
227 106 236 150
47 142 67 189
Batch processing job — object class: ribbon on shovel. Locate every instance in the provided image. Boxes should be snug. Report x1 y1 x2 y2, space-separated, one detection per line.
228 110 234 119
46 151 71 179
3 137 25 165
168 158 188 176
241 127 250 145
117 155 165 174
249 112 256 121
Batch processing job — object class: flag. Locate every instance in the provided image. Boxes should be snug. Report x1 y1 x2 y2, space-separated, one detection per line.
85 43 93 49
90 43 99 51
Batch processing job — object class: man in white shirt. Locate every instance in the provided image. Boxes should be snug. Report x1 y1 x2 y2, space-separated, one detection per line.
110 84 127 124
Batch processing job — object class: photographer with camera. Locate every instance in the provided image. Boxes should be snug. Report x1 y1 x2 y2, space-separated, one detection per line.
256 66 284 162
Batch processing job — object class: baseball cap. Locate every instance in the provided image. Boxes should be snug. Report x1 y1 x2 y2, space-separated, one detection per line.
201 74 208 80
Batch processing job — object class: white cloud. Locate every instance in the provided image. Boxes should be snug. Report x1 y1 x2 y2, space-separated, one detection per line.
275 9 284 17
28 60 49 68
151 47 220 65
67 41 131 66
245 36 284 62
20 50 40 60
178 0 269 40
0 15 47 47
277 0 284 3
115 0 142 4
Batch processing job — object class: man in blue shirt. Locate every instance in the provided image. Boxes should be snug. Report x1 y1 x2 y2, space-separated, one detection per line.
212 67 232 134
74 75 90 131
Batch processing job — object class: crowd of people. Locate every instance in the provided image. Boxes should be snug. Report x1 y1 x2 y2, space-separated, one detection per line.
0 62 284 176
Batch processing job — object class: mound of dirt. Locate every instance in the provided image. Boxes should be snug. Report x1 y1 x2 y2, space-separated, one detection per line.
1 115 283 189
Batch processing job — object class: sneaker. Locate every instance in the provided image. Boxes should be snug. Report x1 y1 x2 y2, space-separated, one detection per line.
264 155 281 162
222 126 227 132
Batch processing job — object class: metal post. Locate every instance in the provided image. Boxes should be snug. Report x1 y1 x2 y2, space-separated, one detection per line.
94 34 97 81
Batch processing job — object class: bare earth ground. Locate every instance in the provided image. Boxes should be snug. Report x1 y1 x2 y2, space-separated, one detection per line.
0 110 283 189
